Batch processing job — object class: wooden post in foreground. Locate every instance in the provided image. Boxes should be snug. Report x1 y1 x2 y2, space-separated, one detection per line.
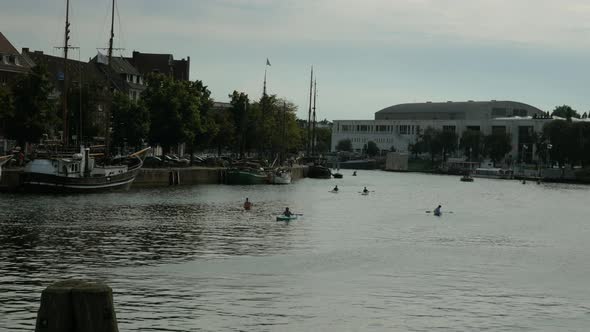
35 279 119 332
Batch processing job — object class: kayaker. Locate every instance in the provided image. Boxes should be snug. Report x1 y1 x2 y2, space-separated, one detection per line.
243 198 252 210
353 171 357 176
333 185 339 192
434 205 442 216
283 207 293 217
363 187 369 193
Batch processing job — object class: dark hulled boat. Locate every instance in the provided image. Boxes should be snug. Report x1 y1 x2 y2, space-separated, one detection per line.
22 147 149 193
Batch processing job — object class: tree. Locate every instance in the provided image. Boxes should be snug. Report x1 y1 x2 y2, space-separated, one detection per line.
314 127 332 154
111 93 150 150
143 74 203 153
336 139 352 152
543 120 572 166
460 130 484 161
366 140 379 156
5 65 58 147
582 112 588 119
483 132 512 162
437 131 458 160
551 105 580 120
0 85 14 136
209 107 235 155
229 91 249 158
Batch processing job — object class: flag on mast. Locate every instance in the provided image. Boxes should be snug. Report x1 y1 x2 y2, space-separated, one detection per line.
266 58 271 66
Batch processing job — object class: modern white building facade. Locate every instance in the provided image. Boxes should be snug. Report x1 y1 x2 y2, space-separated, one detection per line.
331 100 550 161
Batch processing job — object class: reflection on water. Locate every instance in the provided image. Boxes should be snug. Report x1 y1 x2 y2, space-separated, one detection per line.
1 173 590 331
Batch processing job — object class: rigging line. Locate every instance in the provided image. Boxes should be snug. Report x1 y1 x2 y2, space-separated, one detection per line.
116 0 124 55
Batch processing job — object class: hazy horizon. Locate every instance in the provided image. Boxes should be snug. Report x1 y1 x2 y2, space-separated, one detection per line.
3 0 590 120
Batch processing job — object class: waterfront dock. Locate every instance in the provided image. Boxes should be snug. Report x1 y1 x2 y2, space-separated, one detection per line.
0 165 309 192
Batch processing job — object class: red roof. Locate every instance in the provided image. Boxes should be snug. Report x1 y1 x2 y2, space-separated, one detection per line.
0 32 19 54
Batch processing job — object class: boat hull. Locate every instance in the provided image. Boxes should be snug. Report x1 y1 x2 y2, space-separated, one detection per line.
225 169 269 185
276 215 297 221
21 167 141 193
308 165 331 179
271 172 291 184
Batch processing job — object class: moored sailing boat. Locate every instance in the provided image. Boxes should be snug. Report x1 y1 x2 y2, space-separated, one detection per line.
22 147 149 192
22 0 149 193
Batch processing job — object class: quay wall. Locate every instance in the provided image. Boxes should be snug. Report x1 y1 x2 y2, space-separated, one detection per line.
135 165 308 187
0 165 309 191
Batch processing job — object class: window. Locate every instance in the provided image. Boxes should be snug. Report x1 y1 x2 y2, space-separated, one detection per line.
492 108 507 117
492 126 506 135
466 126 480 131
443 125 456 133
513 109 527 117
399 125 410 135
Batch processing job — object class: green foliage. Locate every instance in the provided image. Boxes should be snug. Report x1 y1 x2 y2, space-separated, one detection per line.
229 91 249 157
314 127 331 154
438 131 458 159
483 132 512 162
0 85 14 126
111 93 150 149
336 139 352 152
412 127 457 162
543 120 572 166
551 105 580 120
143 74 203 152
65 84 103 142
460 129 484 160
542 120 590 166
5 65 58 145
366 141 379 156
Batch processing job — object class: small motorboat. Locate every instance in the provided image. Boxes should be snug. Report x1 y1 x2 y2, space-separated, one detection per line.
460 175 474 182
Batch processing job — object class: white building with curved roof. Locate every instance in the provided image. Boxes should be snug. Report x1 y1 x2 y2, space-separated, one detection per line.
331 100 550 162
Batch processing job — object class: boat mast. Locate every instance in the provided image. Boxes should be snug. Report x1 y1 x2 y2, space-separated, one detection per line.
105 0 115 159
312 79 317 155
307 66 313 156
62 0 71 146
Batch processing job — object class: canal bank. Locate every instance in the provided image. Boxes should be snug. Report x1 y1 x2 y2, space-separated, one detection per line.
0 165 309 191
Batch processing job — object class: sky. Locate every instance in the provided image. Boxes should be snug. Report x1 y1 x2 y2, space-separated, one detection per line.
3 0 590 120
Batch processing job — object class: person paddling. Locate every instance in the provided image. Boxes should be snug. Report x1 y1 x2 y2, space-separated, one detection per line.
363 187 369 194
434 205 442 216
243 198 252 210
333 185 339 192
283 207 293 217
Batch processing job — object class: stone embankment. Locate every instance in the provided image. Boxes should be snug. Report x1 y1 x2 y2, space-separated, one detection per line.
0 165 308 191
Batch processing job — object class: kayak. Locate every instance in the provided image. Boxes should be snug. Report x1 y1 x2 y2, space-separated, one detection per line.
329 190 339 193
276 215 298 221
361 192 369 196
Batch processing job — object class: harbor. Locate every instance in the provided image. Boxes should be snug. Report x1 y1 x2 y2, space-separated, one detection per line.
2 171 590 331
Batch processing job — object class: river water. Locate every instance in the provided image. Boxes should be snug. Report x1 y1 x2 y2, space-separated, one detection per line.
1 171 589 331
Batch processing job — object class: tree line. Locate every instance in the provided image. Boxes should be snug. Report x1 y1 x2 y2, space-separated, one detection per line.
0 65 332 158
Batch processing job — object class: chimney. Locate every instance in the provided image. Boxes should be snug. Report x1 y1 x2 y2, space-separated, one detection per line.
22 47 29 54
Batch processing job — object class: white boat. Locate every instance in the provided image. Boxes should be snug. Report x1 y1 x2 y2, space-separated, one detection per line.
473 167 514 179
270 169 291 184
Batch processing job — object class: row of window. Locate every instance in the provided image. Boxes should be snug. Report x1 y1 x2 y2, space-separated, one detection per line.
491 108 528 117
339 124 419 135
349 137 395 144
1 54 20 66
